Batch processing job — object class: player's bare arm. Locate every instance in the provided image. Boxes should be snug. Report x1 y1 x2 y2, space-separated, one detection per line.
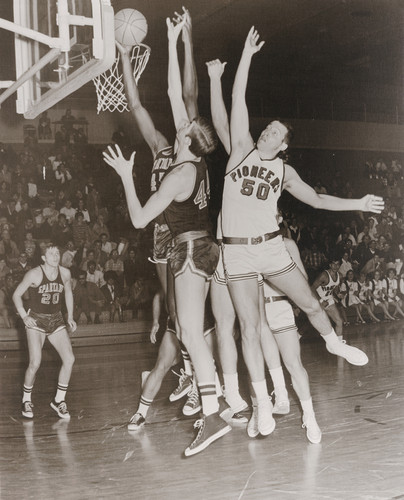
116 41 169 157
103 145 192 228
283 164 384 213
12 268 42 327
176 7 198 121
206 59 231 154
227 27 264 172
60 266 77 332
167 16 189 131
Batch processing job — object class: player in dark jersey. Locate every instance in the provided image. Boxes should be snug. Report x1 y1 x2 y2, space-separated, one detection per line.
116 8 198 412
104 15 233 457
13 244 76 420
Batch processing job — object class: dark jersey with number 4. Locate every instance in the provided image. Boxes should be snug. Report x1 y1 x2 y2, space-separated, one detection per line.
28 266 64 314
163 158 212 238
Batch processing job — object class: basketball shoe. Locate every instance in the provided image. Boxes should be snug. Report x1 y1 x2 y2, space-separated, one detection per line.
128 413 146 431
182 382 202 416
302 412 322 444
257 397 276 436
184 413 231 457
169 369 193 402
22 401 34 419
50 400 71 420
326 339 368 366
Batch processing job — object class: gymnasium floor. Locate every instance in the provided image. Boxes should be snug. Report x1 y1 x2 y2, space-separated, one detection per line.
1 320 403 500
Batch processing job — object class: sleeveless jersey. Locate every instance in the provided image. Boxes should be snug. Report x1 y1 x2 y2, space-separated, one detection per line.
372 279 385 299
151 146 174 225
316 270 340 302
28 266 64 314
163 158 212 238
358 281 372 301
221 149 284 237
386 277 398 300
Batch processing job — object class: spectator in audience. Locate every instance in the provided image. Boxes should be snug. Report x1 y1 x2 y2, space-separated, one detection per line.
75 199 90 223
52 213 72 248
42 199 59 225
17 201 33 225
357 273 381 323
60 200 76 224
0 181 11 206
55 163 72 187
1 200 19 229
353 234 373 270
71 212 91 250
23 231 37 262
101 271 124 323
92 239 108 269
38 111 52 139
104 249 124 288
100 232 114 256
0 257 11 284
86 185 100 221
370 270 395 321
0 230 19 267
12 251 32 282
0 273 17 327
86 260 105 288
361 252 386 277
116 236 129 258
336 226 357 247
125 277 151 320
368 217 378 240
73 272 105 324
338 251 353 278
61 240 77 271
0 163 12 186
357 224 372 244
92 215 109 241
385 267 404 319
27 176 39 207
340 270 366 324
303 242 327 283
123 247 138 289
55 189 67 210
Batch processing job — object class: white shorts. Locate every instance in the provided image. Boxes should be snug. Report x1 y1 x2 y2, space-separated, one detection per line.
213 245 227 286
264 299 297 334
223 236 296 282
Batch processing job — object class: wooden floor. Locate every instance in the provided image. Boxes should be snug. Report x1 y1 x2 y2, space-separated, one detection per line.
1 320 403 500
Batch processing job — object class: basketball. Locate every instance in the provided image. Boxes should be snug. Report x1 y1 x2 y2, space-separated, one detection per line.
114 9 148 47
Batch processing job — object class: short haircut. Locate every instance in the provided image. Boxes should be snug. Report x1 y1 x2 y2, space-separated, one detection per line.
187 117 218 157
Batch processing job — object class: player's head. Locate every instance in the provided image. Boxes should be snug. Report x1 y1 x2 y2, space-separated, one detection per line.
329 258 340 271
257 120 293 156
177 117 218 157
42 244 60 266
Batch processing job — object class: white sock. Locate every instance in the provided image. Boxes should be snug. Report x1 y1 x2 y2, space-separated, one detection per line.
300 397 315 416
251 380 269 402
269 367 288 400
215 372 223 397
23 385 33 403
223 373 240 398
55 383 68 403
137 395 153 418
322 329 341 346
199 382 219 416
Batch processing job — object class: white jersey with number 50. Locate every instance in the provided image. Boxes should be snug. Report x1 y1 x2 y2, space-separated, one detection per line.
221 149 284 237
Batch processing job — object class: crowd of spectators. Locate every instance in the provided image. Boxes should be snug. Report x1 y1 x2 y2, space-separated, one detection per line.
279 155 404 325
0 131 156 328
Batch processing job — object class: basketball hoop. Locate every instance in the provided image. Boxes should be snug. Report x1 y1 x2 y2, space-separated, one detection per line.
93 43 150 113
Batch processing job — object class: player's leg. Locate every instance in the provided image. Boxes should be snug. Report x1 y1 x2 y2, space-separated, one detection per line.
324 303 344 339
210 277 247 413
258 288 289 414
268 266 368 366
174 267 231 456
227 278 275 436
128 330 181 431
22 328 46 418
47 328 75 419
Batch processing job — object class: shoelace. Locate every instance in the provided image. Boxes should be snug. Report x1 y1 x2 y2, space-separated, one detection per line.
24 402 34 410
186 386 199 407
171 369 188 392
58 402 68 413
192 418 205 443
129 413 142 424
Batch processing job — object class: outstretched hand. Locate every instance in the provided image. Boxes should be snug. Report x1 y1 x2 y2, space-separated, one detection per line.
206 59 227 79
103 144 136 179
166 15 186 42
244 26 265 54
361 194 385 214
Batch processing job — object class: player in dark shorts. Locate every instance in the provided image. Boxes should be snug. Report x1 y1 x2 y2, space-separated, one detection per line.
13 244 76 420
104 14 233 457
116 8 199 411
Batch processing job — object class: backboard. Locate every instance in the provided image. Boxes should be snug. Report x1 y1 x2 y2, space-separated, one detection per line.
0 0 115 119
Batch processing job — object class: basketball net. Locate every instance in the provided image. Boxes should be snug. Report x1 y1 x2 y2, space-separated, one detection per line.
93 44 150 113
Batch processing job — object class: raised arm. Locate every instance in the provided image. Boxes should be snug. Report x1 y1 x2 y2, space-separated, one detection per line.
166 16 189 131
206 59 230 154
228 27 264 168
116 42 169 157
103 145 188 228
179 7 199 121
284 164 385 213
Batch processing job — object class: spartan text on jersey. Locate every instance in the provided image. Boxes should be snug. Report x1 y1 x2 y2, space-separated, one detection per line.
38 283 64 294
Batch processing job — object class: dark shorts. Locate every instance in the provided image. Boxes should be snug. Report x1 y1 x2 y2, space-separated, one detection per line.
28 310 66 335
152 223 173 263
169 237 220 280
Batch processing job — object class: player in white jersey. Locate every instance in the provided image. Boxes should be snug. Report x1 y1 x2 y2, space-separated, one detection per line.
385 268 404 319
357 273 381 323
340 270 366 324
207 60 289 425
220 27 384 434
370 270 395 321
